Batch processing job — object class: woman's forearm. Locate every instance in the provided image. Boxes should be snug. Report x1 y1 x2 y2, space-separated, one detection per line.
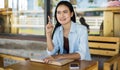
53 53 80 60
46 33 54 51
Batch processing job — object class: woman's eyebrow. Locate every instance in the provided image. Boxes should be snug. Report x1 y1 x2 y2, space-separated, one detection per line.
57 9 68 12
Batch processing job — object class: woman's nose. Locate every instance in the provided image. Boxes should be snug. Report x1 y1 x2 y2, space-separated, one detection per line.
60 12 64 17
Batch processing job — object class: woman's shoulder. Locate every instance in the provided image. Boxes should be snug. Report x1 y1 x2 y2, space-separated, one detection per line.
72 22 87 30
54 25 62 34
72 22 87 33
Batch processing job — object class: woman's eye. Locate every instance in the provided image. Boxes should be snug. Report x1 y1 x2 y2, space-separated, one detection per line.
63 10 68 13
57 11 61 14
57 10 68 15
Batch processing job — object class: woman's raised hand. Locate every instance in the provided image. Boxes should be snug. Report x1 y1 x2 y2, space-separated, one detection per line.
46 16 54 35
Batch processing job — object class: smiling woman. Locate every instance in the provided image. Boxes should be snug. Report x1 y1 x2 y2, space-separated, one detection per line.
45 1 91 64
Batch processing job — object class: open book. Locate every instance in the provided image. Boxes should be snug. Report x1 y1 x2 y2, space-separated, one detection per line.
30 51 74 66
30 58 74 66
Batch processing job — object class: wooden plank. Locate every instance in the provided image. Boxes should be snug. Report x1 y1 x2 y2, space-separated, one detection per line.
0 67 13 70
0 54 29 61
90 49 118 56
88 36 119 42
113 62 117 70
89 42 119 49
104 63 110 70
86 61 98 70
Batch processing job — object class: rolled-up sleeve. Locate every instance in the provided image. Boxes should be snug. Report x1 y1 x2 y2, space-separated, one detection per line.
47 31 59 55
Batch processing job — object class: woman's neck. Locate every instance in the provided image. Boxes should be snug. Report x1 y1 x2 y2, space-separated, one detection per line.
62 22 71 31
63 22 71 37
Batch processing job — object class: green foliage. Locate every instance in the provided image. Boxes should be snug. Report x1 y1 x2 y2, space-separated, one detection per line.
52 0 59 6
70 0 77 5
38 0 44 9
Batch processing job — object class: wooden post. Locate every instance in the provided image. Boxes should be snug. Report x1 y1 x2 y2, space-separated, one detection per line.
4 0 8 8
0 57 4 67
104 63 110 70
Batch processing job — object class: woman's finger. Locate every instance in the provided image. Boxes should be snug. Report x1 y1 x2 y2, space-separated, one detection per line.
44 59 49 63
48 16 51 22
43 56 55 63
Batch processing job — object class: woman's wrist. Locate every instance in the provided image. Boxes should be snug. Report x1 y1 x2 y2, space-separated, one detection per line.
46 32 52 37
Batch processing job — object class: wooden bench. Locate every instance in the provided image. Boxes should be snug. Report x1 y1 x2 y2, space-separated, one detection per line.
88 36 120 70
0 53 29 67
0 67 13 70
0 54 29 61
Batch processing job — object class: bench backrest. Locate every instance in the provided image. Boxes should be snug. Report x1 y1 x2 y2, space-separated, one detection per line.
88 36 120 56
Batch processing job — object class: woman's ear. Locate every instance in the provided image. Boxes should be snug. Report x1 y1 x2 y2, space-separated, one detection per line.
71 12 73 17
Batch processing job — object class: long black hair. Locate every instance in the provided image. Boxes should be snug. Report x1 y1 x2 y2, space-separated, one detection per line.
52 1 76 39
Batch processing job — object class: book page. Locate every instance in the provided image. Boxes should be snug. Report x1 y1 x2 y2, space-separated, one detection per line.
30 51 74 66
30 58 74 66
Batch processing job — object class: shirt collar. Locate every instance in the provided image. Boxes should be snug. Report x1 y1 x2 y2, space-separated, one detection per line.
70 21 76 33
59 21 76 33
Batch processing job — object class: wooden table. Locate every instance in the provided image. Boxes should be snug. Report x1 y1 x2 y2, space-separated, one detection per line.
6 60 98 70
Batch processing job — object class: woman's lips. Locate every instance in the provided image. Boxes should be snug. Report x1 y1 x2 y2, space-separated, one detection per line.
60 18 66 21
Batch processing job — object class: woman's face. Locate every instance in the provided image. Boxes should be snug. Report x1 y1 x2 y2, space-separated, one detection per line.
56 5 73 25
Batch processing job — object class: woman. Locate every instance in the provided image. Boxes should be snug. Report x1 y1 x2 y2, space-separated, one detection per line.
45 1 91 63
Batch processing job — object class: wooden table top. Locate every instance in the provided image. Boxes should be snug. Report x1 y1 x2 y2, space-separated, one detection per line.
6 60 98 70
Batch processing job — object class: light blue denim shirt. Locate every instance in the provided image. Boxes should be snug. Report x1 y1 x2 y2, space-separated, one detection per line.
47 21 91 60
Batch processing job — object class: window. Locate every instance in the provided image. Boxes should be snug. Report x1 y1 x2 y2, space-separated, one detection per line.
0 0 4 8
0 0 110 36
75 0 107 35
10 0 45 35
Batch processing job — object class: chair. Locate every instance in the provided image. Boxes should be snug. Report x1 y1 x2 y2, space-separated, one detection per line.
88 36 120 70
104 54 120 70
